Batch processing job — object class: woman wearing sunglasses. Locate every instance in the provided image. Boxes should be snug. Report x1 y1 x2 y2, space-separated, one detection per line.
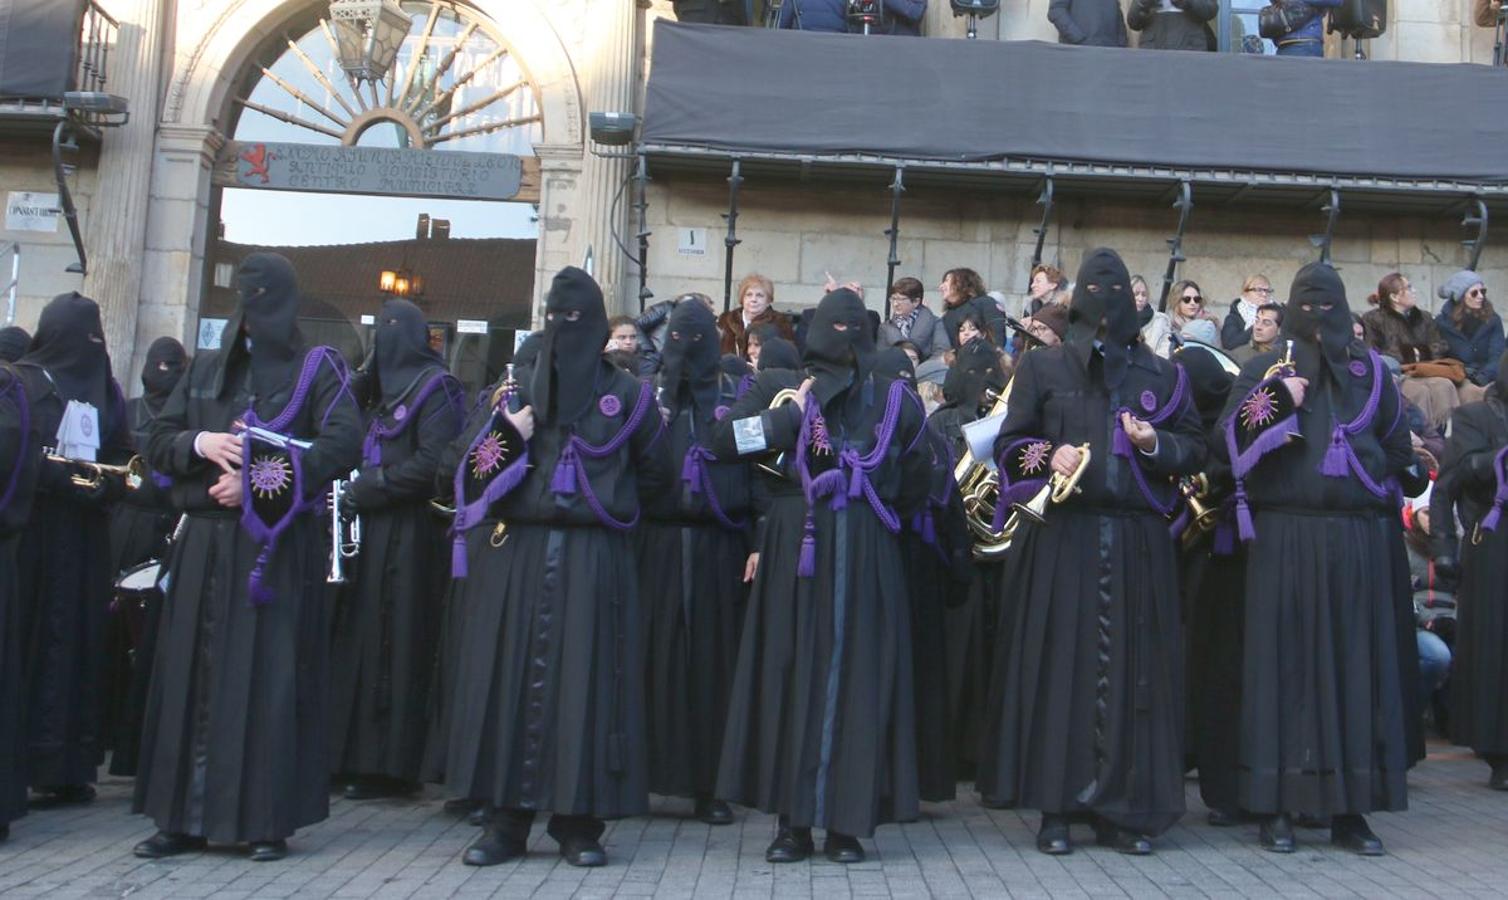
1168 280 1220 338
1435 270 1503 405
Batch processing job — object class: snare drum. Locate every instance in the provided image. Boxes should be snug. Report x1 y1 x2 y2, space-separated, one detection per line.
112 560 164 650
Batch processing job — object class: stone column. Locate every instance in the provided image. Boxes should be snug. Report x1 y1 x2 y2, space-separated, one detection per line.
82 0 169 384
532 142 586 328
573 0 639 313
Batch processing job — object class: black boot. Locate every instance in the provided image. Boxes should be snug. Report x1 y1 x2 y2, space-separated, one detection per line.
343 776 417 801
823 832 864 864
248 840 288 862
1093 820 1152 855
463 828 526 866
1331 814 1385 856
694 795 734 825
31 784 95 807
1489 757 1508 791
558 835 607 867
1035 813 1071 855
134 831 208 859
1259 814 1295 853
765 818 814 863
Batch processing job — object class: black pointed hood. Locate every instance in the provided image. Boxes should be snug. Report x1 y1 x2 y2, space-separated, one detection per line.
1067 248 1139 389
873 346 916 387
373 298 443 405
22 291 112 412
659 297 721 422
943 338 1007 416
141 336 188 408
210 252 305 401
802 288 875 409
755 336 800 373
529 266 610 426
1283 262 1355 386
0 326 29 363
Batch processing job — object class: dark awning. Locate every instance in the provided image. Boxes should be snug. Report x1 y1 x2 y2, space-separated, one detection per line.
0 0 87 99
642 21 1508 205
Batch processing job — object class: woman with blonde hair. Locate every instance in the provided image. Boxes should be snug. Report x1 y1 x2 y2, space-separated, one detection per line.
1168 279 1220 337
717 273 795 358
1222 275 1276 350
1133 275 1172 357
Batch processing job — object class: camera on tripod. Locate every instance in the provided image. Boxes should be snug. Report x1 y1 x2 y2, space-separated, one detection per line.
950 0 999 39
847 0 885 33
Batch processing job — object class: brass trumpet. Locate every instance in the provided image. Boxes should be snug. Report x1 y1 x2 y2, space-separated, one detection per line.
46 453 148 491
1264 339 1296 380
756 386 805 478
1177 472 1222 550
998 442 1092 536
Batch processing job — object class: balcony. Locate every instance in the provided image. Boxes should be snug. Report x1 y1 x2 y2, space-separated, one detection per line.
0 0 128 136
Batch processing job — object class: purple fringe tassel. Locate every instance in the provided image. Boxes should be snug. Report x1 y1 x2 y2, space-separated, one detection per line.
551 453 577 495
248 549 275 606
1320 428 1351 477
797 515 816 578
452 534 470 579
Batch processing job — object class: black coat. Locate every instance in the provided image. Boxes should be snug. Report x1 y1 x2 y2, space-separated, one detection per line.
0 363 41 827
941 295 1008 350
1049 0 1129 46
1127 0 1217 50
1435 302 1505 385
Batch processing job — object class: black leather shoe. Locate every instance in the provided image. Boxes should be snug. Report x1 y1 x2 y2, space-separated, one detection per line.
134 831 207 859
558 835 607 867
695 797 734 825
1095 824 1152 855
1206 808 1241 827
344 778 417 801
31 784 96 807
1036 814 1072 855
1489 760 1508 791
463 829 526 866
1331 815 1385 856
765 827 814 863
1259 814 1295 853
467 804 491 827
824 832 865 864
248 840 288 862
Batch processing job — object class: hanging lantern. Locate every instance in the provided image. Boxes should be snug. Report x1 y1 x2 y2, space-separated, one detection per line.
328 0 411 83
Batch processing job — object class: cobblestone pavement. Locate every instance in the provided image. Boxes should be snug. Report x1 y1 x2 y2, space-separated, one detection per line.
2 744 1506 899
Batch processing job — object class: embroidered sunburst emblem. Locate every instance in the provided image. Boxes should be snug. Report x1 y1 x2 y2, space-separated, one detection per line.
1020 440 1052 475
471 431 506 478
248 454 292 499
1240 387 1278 430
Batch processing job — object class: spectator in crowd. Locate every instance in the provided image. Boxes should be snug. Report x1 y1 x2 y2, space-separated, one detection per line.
1029 303 1069 348
1222 274 1276 350
939 267 1008 350
1048 0 1129 46
606 316 641 354
672 0 749 24
1231 302 1284 365
605 315 654 378
1133 274 1173 357
1264 0 1343 57
1435 269 1502 404
1026 264 1065 316
1168 279 1220 336
0 326 27 363
1403 496 1453 735
1127 0 1218 51
1362 272 1460 430
775 0 927 34
717 273 795 358
879 276 951 362
1178 318 1219 348
1475 0 1503 28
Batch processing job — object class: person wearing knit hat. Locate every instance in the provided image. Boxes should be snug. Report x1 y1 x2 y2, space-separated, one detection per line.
0 327 28 364
1179 318 1219 347
1434 269 1503 404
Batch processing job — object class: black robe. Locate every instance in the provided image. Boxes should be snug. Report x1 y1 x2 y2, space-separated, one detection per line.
13 365 130 790
978 342 1205 837
442 359 671 819
711 370 932 838
636 371 751 800
104 395 179 776
1431 396 1508 758
1218 348 1414 816
0 364 42 827
329 368 462 783
133 346 362 842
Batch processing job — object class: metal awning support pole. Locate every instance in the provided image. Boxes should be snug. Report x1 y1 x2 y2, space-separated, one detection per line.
1030 174 1056 274
1311 188 1341 265
634 151 652 312
1463 197 1489 272
2 243 18 325
721 159 743 314
52 120 87 275
1156 180 1194 313
883 165 905 319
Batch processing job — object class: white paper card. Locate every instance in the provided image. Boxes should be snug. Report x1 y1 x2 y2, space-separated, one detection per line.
961 411 1007 473
732 415 768 455
56 400 101 462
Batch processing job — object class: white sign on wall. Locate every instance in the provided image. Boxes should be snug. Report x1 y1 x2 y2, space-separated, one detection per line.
197 318 228 351
677 227 707 256
5 191 60 233
456 319 489 335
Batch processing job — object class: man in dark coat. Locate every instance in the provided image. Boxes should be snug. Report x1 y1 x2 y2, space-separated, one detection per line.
1127 0 1217 50
104 336 189 777
776 0 927 34
14 293 132 806
442 267 671 868
133 253 363 862
0 358 42 840
673 0 749 24
712 288 932 865
978 248 1206 855
1048 0 1129 46
637 299 752 824
1218 262 1414 855
330 299 464 800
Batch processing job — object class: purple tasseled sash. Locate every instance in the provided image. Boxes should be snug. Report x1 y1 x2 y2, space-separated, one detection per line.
795 379 917 578
736 372 756 399
0 369 30 518
361 372 464 467
449 384 531 579
239 347 348 605
681 443 747 530
1316 351 1390 499
547 379 658 532
1479 444 1508 533
1112 363 1189 521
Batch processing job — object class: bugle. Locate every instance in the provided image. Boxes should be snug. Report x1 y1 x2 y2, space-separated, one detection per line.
46 452 148 491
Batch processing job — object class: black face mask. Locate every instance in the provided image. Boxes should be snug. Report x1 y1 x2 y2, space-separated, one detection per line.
659 299 721 421
141 336 188 403
943 339 1006 415
214 252 304 400
1284 262 1354 385
756 337 800 373
0 326 29 363
803 288 875 408
529 266 610 426
22 292 112 412
373 298 442 405
1067 248 1139 389
872 347 916 388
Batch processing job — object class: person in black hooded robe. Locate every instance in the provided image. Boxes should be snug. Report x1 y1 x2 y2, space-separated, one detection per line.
442 267 670 868
103 336 189 777
1431 349 1508 791
133 253 363 862
636 299 752 824
928 339 1009 778
330 299 464 800
711 289 932 865
13 293 132 805
1217 262 1414 855
978 248 1205 856
0 326 30 363
0 357 42 840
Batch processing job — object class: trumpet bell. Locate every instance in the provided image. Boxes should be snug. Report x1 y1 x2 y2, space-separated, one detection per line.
1009 483 1051 525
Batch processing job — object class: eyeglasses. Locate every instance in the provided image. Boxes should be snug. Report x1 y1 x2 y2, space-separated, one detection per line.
1248 286 1274 295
